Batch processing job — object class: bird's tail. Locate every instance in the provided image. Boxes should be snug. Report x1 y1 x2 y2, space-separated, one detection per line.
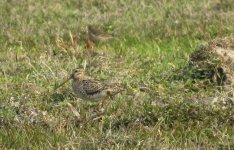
106 83 125 97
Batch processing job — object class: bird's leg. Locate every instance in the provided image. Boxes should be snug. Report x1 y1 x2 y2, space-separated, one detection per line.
90 100 107 122
109 95 114 100
101 99 109 108
93 99 108 115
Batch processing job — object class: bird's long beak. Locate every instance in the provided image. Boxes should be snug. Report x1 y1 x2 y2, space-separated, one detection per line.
54 76 72 91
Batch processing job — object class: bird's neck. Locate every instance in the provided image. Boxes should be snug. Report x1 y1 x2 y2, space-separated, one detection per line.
73 75 86 81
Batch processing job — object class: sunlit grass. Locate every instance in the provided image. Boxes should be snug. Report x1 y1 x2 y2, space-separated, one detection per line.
0 0 234 149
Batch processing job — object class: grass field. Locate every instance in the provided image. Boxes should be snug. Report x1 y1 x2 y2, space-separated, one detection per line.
0 0 234 149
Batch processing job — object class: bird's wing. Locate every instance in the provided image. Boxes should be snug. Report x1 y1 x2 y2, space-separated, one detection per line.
82 79 106 94
89 27 114 37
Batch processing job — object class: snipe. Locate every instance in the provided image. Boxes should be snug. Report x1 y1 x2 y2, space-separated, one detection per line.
55 69 124 101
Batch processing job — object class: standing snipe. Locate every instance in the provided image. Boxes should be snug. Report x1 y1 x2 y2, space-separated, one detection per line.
55 69 123 101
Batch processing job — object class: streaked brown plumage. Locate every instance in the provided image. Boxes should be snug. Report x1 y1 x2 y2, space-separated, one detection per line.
88 25 116 43
55 69 123 101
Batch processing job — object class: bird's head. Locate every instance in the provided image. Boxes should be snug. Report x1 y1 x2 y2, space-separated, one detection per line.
70 68 85 80
54 68 85 91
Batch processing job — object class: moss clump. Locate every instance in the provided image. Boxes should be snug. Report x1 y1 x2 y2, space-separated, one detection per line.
173 43 226 85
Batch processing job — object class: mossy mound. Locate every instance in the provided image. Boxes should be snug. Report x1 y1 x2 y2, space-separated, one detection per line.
173 38 234 87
